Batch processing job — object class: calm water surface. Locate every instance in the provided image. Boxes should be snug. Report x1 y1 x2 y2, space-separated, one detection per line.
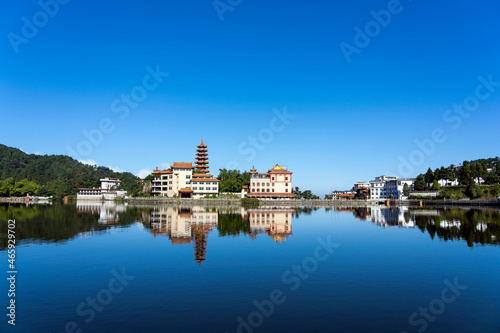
1 203 499 333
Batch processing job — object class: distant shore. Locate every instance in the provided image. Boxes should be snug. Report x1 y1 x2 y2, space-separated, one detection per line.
2 196 499 208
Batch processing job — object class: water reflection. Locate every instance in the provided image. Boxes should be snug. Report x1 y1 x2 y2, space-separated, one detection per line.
244 207 294 243
342 206 500 246
76 201 128 224
1 203 499 252
145 206 295 265
148 206 219 265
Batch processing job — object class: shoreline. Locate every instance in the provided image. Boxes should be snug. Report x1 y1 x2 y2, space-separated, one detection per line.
2 196 499 208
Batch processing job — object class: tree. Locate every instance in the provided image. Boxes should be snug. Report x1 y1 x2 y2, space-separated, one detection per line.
434 168 441 181
217 169 250 193
459 161 472 186
403 183 410 196
0 178 15 197
432 180 441 191
465 182 484 199
424 168 435 186
414 175 426 191
294 187 302 199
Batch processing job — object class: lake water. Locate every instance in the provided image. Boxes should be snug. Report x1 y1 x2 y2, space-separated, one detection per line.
1 203 499 333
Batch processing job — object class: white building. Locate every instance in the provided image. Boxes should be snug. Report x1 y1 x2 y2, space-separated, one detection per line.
151 162 219 198
77 178 126 200
100 178 121 191
366 176 414 200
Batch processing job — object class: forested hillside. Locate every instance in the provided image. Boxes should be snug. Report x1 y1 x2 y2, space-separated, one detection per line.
0 144 140 198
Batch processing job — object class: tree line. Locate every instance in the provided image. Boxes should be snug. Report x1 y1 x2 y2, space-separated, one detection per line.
413 157 500 199
0 144 140 198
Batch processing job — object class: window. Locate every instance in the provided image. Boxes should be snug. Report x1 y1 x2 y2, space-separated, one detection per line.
267 189 270 192
186 175 191 179
272 189 274 192
169 187 172 190
272 183 275 186
267 183 270 186
193 187 198 190
186 181 191 184
285 183 288 186
192 182 197 185
200 187 204 190
285 189 288 192
169 181 172 185
257 183 260 186
162 187 168 191
257 189 260 192
163 182 168 186
272 177 275 181
163 176 168 180
213 182 217 185
212 187 217 191
285 177 288 181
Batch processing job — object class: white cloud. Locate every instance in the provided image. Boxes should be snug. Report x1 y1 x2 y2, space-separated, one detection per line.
136 168 152 179
108 166 125 173
160 162 171 170
79 159 98 166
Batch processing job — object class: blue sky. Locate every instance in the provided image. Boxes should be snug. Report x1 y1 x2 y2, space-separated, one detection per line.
1 0 499 195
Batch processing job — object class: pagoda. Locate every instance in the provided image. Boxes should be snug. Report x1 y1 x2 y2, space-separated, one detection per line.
195 139 209 174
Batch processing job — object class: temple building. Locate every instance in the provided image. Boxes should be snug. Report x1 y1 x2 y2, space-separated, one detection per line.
242 164 295 200
195 139 209 174
151 140 220 198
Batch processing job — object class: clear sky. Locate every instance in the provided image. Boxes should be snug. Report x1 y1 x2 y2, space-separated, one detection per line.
1 0 499 195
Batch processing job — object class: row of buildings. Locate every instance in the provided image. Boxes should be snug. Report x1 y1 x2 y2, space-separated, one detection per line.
151 140 295 200
331 175 415 200
76 140 295 200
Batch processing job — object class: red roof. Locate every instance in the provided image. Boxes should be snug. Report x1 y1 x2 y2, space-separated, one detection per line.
172 162 193 169
179 188 193 192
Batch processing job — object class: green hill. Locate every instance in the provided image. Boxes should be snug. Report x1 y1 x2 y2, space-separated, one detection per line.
0 144 140 198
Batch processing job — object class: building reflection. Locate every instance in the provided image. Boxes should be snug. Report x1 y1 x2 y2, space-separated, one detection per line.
344 207 499 247
241 207 294 243
150 206 218 266
147 206 295 265
76 201 127 224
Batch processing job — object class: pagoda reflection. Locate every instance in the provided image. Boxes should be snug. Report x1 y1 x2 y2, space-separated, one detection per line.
150 206 218 266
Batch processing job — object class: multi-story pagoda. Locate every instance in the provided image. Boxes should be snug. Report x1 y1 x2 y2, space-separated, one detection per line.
195 139 209 174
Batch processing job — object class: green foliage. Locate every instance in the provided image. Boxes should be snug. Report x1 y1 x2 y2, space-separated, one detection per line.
432 179 441 191
439 187 467 200
414 175 427 191
241 198 260 206
0 144 140 198
465 182 484 199
294 187 319 199
403 183 410 196
424 168 435 185
217 169 250 192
